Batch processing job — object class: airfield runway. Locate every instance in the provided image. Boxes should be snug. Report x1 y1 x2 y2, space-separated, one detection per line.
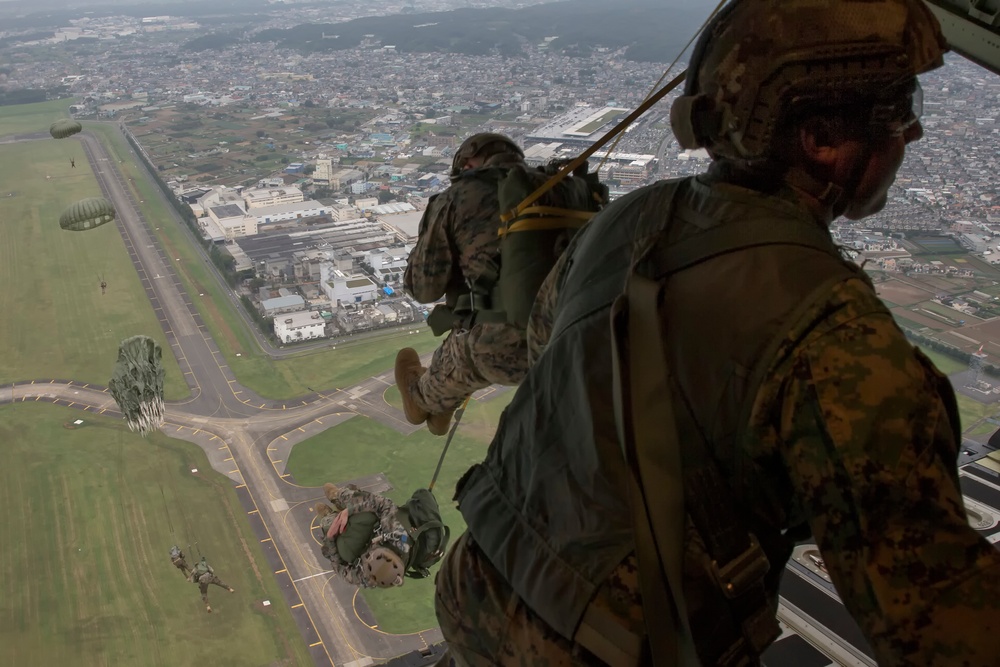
0 128 454 666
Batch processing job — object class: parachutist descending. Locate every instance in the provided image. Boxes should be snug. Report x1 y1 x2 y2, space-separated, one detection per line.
70 158 75 168
315 483 449 589
49 119 82 140
186 557 234 613
59 197 116 232
100 280 107 295
395 133 605 436
169 545 192 578
108 335 165 436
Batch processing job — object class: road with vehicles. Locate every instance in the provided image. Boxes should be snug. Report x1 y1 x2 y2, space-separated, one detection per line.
0 129 452 667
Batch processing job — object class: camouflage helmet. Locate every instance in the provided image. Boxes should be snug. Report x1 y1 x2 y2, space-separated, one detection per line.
671 0 948 161
450 132 523 177
362 547 405 588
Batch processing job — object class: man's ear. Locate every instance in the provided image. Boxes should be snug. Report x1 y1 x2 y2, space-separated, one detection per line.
798 118 841 169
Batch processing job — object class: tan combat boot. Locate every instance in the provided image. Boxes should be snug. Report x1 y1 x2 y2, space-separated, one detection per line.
323 483 340 503
426 409 455 437
315 502 332 518
395 348 429 425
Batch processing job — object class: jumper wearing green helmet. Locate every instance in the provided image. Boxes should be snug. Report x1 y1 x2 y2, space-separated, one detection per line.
450 132 524 178
670 0 949 162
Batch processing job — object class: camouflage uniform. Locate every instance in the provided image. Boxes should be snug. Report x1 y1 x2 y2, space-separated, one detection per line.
187 560 233 606
438 164 1000 665
170 552 192 578
403 155 529 415
318 486 411 589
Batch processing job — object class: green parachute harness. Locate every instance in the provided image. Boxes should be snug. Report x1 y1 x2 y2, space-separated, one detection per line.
108 335 166 437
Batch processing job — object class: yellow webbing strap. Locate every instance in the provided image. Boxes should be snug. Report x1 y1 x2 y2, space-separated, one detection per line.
500 217 593 236
500 205 595 224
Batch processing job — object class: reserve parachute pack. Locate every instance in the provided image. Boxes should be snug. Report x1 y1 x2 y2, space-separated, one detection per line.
428 160 608 335
395 488 450 579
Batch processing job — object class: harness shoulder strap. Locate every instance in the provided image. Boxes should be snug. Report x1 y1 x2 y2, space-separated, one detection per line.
609 190 856 666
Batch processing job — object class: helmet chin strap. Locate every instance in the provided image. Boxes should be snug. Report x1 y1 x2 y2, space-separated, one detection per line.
784 166 845 215
783 139 874 221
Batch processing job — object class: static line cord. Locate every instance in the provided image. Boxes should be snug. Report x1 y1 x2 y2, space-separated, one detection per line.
597 0 729 171
429 395 471 492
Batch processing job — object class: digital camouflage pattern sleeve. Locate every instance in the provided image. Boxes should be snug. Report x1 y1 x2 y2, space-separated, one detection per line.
404 173 506 305
753 277 1000 665
404 193 453 303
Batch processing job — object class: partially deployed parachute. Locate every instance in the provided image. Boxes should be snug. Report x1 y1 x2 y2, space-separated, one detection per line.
49 119 82 139
108 335 166 437
59 197 116 232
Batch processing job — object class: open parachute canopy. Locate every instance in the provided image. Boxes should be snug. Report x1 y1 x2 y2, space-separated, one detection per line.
108 335 166 437
59 197 116 232
49 119 82 139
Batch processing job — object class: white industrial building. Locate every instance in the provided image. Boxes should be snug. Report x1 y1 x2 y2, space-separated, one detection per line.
274 310 327 343
321 263 379 305
243 186 304 210
206 203 258 239
252 199 330 225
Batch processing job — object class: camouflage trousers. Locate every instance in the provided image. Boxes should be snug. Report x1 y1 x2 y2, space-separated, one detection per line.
171 557 191 577
416 322 528 414
197 574 231 603
434 532 646 666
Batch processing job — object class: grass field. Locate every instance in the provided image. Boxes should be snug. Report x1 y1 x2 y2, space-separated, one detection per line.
0 99 72 138
285 390 513 635
0 403 311 667
0 134 187 399
917 348 969 376
955 393 998 433
966 420 998 438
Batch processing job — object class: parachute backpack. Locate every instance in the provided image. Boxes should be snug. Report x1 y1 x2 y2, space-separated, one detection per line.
169 545 182 561
395 488 450 579
495 160 608 328
436 160 608 334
